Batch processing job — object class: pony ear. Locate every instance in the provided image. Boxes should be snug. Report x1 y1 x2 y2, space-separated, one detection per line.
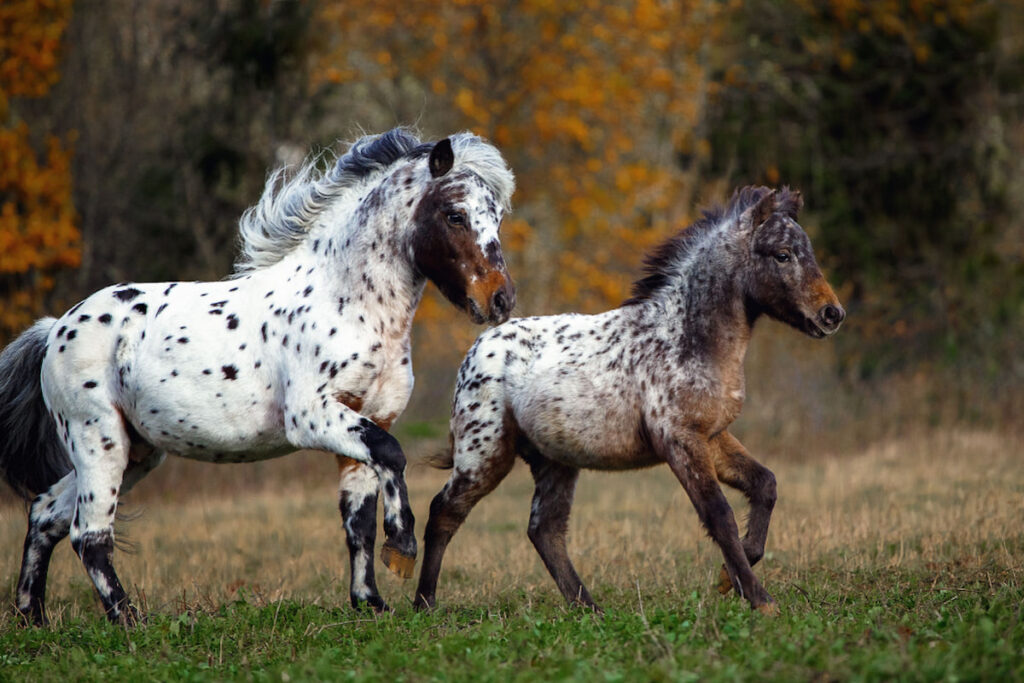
749 189 777 227
429 138 454 178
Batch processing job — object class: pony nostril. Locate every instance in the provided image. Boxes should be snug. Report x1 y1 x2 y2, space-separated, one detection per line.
492 289 508 316
820 304 845 327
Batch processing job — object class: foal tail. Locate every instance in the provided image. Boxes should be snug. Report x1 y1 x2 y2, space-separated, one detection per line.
421 433 455 470
0 318 71 500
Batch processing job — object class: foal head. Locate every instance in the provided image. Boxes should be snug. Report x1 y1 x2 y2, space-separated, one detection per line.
740 187 845 338
411 138 516 325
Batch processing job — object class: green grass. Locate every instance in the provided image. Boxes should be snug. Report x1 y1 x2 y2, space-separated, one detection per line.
2 568 1021 682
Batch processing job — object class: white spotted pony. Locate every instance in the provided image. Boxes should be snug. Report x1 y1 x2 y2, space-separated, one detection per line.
414 187 845 614
0 128 516 624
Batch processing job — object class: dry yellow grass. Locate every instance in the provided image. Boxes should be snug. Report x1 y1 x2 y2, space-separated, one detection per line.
1 429 1021 622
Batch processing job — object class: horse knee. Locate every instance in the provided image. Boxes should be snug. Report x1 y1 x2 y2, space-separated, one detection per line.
359 421 406 472
753 469 777 510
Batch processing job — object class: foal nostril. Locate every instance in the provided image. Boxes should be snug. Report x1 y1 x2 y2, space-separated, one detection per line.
820 304 845 328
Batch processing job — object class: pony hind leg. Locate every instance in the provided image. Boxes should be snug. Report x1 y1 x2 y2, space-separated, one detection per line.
336 456 389 612
413 418 518 610
16 473 76 626
709 431 777 596
522 453 596 610
63 412 140 624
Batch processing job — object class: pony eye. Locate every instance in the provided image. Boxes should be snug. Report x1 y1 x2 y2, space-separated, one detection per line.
773 250 791 263
445 212 465 226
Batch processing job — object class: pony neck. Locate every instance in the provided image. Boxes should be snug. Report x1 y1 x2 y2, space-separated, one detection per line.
289 182 428 337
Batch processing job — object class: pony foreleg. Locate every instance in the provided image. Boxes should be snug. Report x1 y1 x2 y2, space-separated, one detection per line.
284 400 416 578
16 474 75 626
709 431 777 596
336 456 389 612
661 431 777 614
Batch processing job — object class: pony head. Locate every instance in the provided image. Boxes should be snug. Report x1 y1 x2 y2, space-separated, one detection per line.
740 187 845 338
411 138 516 324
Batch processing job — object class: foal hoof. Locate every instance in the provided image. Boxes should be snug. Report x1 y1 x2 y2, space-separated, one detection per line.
380 542 415 579
755 601 780 617
716 566 734 595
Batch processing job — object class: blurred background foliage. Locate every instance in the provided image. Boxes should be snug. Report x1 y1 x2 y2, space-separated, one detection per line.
0 0 1020 448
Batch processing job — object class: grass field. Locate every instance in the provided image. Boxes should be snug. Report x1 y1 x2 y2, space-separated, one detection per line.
1 428 1022 681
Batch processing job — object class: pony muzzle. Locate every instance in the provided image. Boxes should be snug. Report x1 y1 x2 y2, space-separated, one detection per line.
467 274 516 324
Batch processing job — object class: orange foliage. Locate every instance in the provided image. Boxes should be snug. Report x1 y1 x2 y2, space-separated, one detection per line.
0 0 78 339
315 1 723 318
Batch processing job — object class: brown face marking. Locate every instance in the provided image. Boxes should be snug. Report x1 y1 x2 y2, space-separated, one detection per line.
411 177 512 323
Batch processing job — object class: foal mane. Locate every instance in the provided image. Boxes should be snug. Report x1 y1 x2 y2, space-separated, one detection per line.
624 186 801 305
232 128 515 276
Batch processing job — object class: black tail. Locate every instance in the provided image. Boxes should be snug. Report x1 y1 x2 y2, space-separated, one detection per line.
0 318 71 499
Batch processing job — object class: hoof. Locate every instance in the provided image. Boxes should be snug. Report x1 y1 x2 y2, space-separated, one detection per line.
380 543 415 579
716 566 734 595
755 601 780 616
353 595 392 614
412 594 435 612
110 603 144 627
16 606 47 628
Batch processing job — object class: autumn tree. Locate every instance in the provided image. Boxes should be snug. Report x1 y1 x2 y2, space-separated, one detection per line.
0 0 78 341
317 1 726 314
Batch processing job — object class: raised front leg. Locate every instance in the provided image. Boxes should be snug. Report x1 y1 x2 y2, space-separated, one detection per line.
657 428 776 614
336 456 389 611
284 397 416 577
709 431 777 596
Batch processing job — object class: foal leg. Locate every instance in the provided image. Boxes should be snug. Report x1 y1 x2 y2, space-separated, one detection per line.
413 434 517 610
709 431 777 595
659 429 776 613
336 456 388 612
523 454 596 610
16 473 75 626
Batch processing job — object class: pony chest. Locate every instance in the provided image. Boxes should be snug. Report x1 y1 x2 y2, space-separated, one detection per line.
319 338 414 430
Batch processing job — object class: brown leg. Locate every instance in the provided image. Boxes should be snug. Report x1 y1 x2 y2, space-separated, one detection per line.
661 430 776 613
523 453 596 610
413 440 516 610
710 431 777 570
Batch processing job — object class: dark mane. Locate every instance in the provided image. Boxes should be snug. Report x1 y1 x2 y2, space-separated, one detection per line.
623 186 801 305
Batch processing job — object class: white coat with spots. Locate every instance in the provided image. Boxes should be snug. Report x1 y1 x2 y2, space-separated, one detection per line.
414 187 845 614
0 128 517 624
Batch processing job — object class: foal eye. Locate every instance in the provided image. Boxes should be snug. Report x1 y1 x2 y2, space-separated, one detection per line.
445 212 465 226
773 250 791 263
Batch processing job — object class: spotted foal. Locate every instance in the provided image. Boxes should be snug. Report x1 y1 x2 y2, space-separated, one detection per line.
415 187 844 614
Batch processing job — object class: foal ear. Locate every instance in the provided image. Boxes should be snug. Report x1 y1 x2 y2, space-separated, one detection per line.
429 138 455 178
780 189 803 219
749 189 777 227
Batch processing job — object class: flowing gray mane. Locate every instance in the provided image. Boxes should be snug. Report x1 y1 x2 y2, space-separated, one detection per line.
233 128 515 275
